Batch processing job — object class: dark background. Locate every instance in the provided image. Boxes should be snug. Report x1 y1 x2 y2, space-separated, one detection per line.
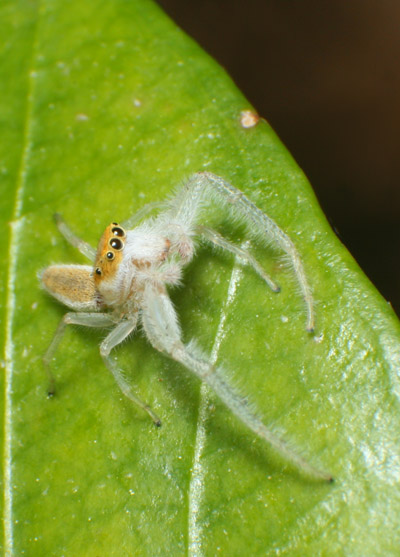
158 0 400 316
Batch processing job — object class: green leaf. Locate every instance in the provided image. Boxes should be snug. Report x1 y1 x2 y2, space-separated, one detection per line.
2 0 400 555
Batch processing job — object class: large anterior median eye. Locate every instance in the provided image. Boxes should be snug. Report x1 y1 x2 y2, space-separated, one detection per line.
109 238 124 250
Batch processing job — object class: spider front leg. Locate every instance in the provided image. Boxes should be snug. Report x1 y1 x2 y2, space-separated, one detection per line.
100 318 162 426
43 312 118 395
141 283 332 481
53 213 96 261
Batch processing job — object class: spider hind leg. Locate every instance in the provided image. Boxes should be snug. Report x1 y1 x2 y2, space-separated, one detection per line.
161 172 314 331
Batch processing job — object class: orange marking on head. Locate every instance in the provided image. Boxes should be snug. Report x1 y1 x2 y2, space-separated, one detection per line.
94 223 126 285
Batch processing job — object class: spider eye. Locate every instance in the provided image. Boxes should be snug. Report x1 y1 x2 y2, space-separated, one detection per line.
95 268 102 275
111 226 125 238
109 238 123 250
106 251 114 260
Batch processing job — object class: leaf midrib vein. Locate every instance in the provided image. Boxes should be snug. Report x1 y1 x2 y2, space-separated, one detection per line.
3 2 42 554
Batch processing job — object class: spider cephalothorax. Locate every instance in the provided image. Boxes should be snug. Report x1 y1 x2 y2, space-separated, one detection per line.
94 223 126 281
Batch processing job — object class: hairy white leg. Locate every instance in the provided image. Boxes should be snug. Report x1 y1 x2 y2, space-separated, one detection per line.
54 213 96 261
163 172 314 331
44 312 117 395
100 319 161 426
197 225 280 292
122 201 164 229
141 284 332 481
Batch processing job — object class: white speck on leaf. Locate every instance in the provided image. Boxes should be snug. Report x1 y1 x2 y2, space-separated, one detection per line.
240 109 260 128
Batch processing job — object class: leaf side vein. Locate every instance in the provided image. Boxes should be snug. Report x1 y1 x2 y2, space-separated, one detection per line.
187 258 244 556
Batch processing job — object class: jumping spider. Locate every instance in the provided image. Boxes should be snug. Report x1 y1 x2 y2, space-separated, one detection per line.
41 171 332 481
